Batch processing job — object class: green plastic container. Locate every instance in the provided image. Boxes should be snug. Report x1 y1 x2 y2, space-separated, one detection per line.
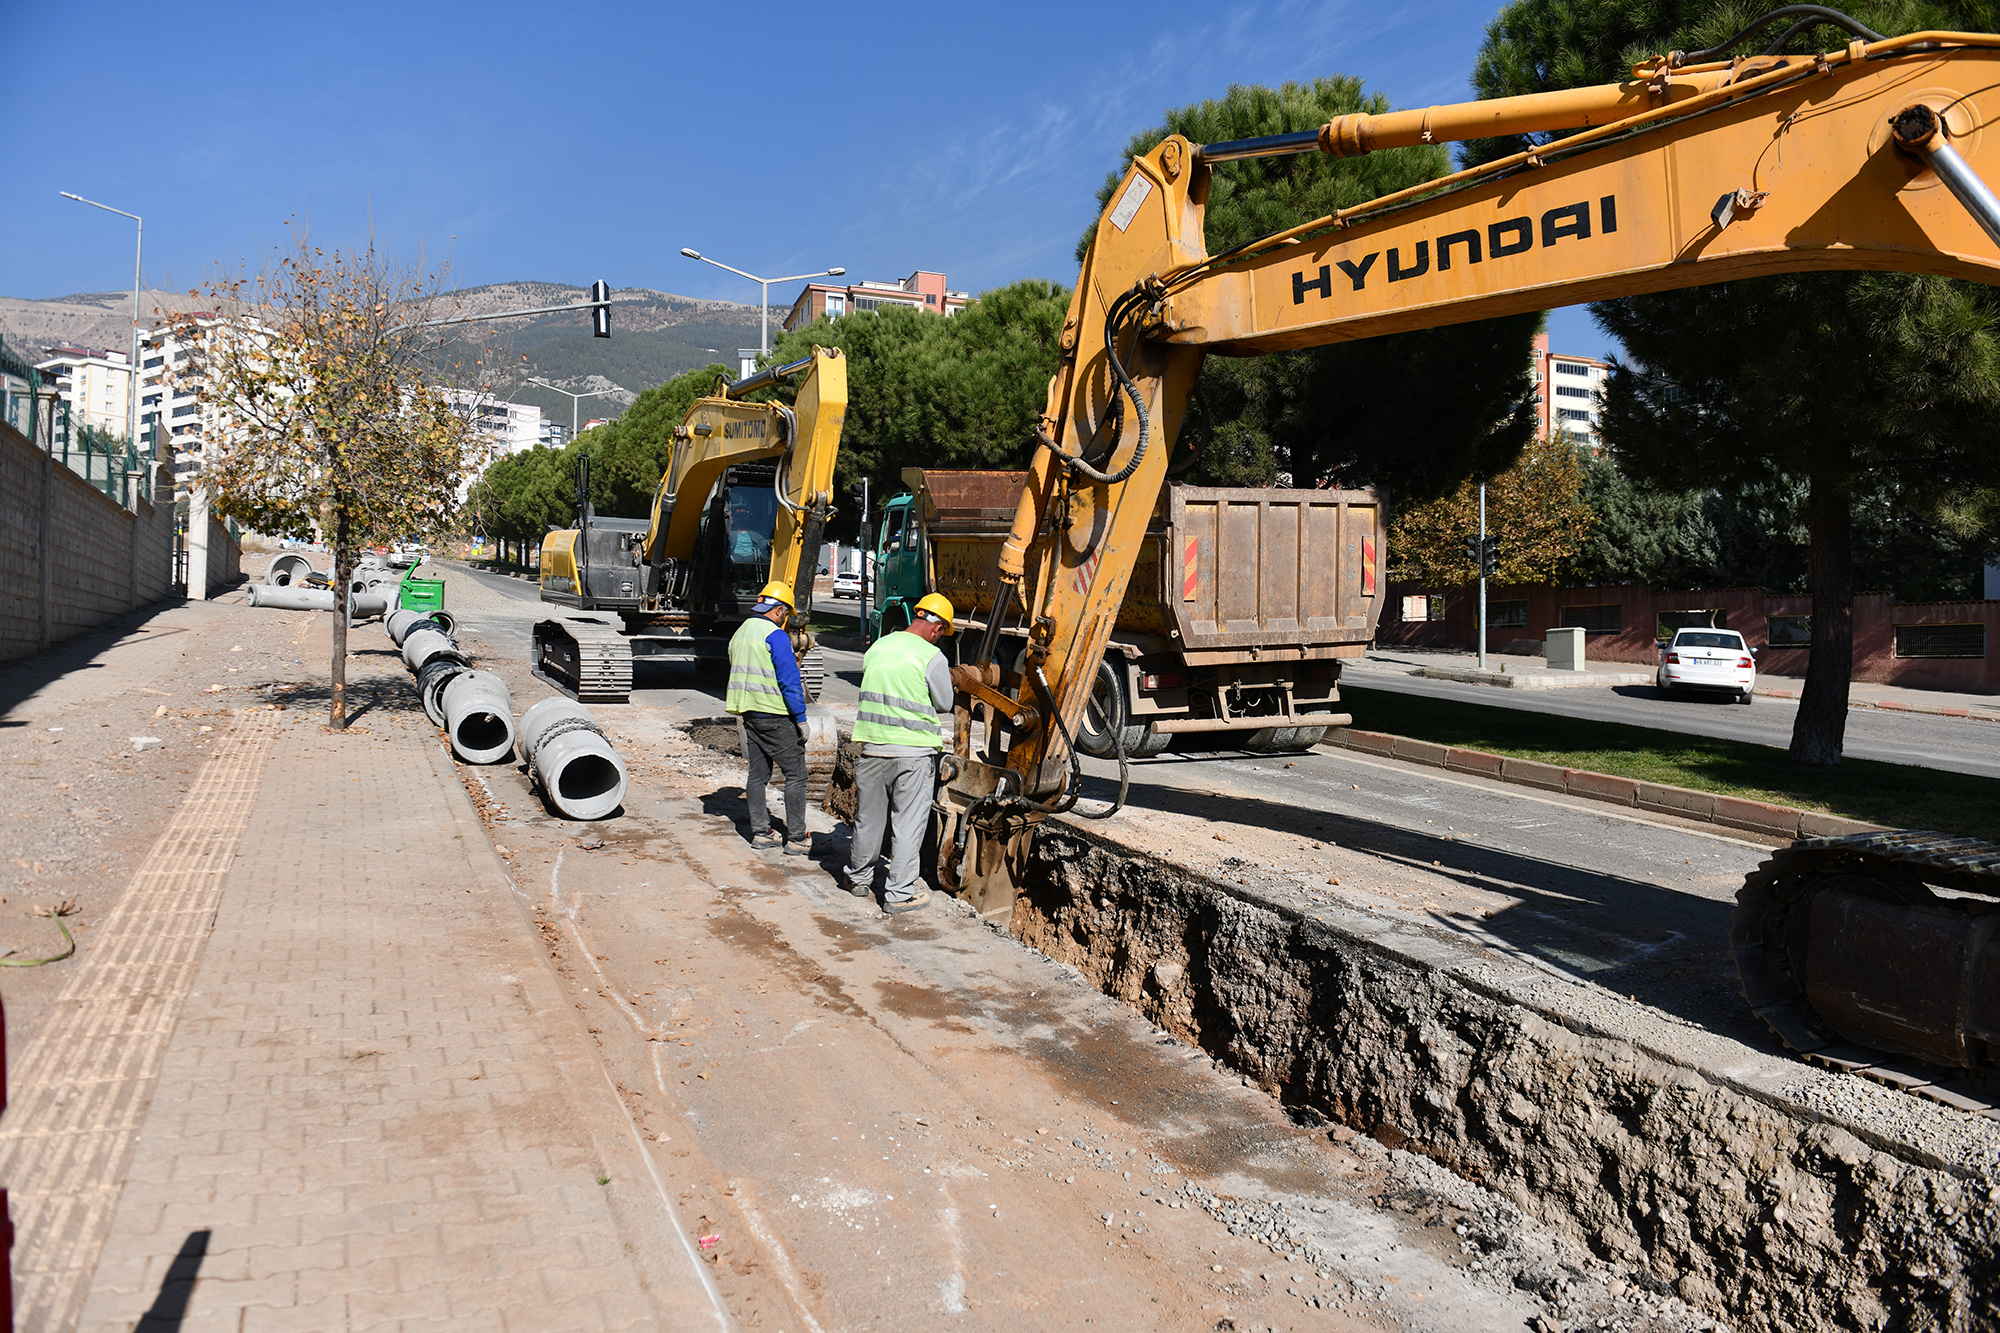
398 566 445 614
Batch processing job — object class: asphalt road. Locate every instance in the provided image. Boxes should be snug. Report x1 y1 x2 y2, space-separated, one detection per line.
1342 660 2000 779
450 562 1996 780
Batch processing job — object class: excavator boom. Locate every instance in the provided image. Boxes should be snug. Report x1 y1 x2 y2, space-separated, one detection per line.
987 26 2000 798
937 16 2000 1077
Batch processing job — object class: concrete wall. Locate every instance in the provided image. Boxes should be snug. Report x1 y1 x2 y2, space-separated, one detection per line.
205 510 241 598
0 420 177 663
181 486 244 601
1381 581 2000 693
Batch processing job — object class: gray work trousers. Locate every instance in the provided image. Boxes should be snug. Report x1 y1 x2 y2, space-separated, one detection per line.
741 711 807 838
844 753 935 901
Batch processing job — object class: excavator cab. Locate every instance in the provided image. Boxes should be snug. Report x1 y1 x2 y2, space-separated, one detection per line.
692 467 783 614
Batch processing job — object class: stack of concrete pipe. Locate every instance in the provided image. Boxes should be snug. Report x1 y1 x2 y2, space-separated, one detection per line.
388 607 505 762
248 552 408 624
246 584 390 619
388 610 471 724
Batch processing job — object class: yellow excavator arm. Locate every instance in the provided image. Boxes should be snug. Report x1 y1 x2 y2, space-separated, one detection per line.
643 345 848 611
971 21 2000 805
937 15 2000 1075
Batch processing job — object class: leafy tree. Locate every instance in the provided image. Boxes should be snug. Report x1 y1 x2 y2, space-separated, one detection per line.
1083 80 1542 500
465 280 1071 545
1472 0 2000 765
175 224 491 729
1390 435 1595 585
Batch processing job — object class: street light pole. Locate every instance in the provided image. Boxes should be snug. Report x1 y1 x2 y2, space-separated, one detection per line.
59 192 143 465
527 378 623 439
679 249 845 357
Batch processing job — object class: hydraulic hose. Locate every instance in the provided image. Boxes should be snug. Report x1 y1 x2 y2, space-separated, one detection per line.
1033 288 1151 486
1042 666 1129 821
1681 5 1884 62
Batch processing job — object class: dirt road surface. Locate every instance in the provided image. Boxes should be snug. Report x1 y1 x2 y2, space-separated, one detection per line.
445 565 1712 1332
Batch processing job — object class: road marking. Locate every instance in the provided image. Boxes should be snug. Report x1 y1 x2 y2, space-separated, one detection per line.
0 712 273 1333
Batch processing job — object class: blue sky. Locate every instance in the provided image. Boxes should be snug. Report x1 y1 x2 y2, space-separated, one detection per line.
2 0 1610 361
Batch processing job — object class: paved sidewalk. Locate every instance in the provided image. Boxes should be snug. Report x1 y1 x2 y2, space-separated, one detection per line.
1356 646 2000 719
63 675 725 1330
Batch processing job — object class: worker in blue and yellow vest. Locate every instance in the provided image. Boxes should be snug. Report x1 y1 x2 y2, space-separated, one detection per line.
726 580 812 854
840 593 955 913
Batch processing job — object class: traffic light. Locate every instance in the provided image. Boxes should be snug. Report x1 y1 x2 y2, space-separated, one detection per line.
1465 533 1499 576
589 280 611 338
850 481 870 515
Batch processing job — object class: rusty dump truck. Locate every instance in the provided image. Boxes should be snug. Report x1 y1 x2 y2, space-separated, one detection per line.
871 468 1387 757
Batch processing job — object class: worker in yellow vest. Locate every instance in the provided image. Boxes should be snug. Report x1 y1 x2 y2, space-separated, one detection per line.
725 581 812 854
841 593 955 913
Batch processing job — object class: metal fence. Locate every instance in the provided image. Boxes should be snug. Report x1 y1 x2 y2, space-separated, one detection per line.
0 334 152 507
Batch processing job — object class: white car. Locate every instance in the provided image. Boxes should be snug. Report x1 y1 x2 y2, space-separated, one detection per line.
832 572 863 599
1657 629 1756 704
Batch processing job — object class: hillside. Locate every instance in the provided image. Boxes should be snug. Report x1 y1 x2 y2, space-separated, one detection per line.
0 281 776 430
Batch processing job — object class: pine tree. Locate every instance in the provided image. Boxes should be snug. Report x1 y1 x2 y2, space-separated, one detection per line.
1472 0 2000 764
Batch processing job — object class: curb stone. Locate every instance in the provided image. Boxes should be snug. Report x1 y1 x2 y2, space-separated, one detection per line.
1321 728 1885 839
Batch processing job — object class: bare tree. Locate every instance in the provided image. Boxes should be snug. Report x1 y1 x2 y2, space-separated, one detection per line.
171 222 497 729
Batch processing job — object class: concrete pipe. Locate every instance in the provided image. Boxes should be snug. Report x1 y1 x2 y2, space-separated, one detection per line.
386 608 450 647
386 608 427 645
269 553 317 587
518 697 628 821
428 609 457 637
401 625 460 673
416 654 473 725
440 670 515 765
247 585 389 618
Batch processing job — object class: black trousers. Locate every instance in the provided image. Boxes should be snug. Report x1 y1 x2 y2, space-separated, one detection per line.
741 711 807 837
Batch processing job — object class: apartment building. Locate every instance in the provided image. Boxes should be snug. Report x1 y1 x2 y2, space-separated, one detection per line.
782 270 971 332
1529 332 1609 449
36 346 134 439
442 390 544 456
138 322 211 486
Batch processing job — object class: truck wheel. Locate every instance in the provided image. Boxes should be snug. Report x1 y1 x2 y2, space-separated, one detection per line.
1075 660 1126 760
1290 725 1330 748
1121 724 1172 759
1242 726 1297 754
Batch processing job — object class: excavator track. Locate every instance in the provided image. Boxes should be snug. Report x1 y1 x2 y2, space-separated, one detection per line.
800 646 825 703
534 617 634 704
1731 830 2000 1117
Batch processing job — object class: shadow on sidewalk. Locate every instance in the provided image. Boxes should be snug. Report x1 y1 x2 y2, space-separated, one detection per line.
136 1229 208 1330
0 599 192 720
270 678 426 727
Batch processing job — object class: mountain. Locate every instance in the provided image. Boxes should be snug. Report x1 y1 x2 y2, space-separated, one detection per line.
0 288 210 356
0 282 778 430
430 282 773 428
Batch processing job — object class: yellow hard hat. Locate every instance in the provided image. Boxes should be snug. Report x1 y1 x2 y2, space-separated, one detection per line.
915 593 955 631
756 580 795 611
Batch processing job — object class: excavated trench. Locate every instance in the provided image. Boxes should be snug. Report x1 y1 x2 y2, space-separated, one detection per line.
1010 822 2000 1333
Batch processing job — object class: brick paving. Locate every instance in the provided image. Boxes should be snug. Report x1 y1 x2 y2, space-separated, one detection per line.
0 713 274 1331
65 684 725 1331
